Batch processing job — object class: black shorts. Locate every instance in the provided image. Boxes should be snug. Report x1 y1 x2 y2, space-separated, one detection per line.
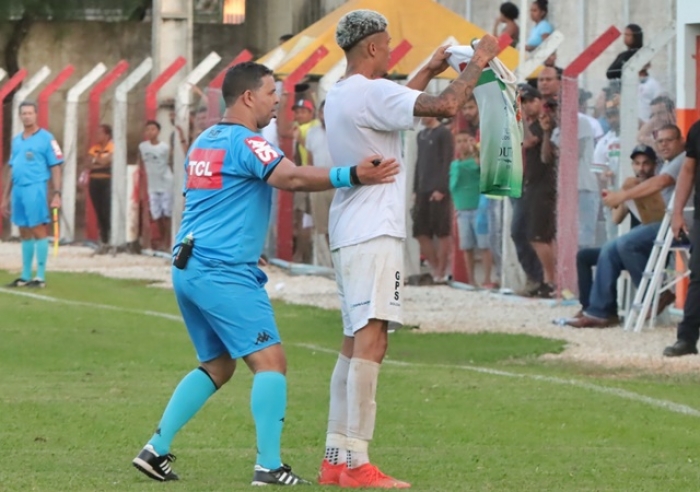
412 192 452 238
524 185 557 243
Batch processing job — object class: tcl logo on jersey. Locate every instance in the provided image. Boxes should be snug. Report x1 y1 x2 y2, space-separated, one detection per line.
187 148 225 189
50 140 63 160
244 136 279 165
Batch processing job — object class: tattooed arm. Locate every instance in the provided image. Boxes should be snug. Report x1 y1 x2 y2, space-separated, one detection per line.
412 35 499 118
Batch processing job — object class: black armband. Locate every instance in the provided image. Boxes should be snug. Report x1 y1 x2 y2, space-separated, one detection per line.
349 165 361 186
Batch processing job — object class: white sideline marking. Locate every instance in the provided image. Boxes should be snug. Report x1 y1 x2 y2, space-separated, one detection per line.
294 343 700 418
0 288 182 322
3 287 699 418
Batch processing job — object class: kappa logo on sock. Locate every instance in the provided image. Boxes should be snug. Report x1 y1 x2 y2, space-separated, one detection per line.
155 427 162 436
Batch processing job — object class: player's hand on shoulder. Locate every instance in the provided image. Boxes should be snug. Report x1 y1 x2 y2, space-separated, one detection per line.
356 155 399 185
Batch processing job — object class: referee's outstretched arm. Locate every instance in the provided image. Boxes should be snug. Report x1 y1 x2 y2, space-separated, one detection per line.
266 154 398 192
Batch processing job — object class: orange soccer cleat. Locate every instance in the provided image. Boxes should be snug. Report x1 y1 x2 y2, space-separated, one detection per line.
339 463 411 489
318 459 346 485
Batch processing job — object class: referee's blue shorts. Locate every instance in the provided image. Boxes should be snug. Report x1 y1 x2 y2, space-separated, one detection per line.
12 183 49 228
172 255 281 362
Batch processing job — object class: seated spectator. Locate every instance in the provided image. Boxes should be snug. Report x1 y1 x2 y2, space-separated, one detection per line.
572 155 654 317
606 24 643 80
450 132 494 288
638 95 676 150
413 117 454 283
525 0 553 52
492 2 520 48
638 64 664 123
567 128 686 328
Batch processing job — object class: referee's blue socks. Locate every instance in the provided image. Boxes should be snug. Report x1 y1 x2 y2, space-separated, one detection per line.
251 371 287 470
35 238 49 280
148 368 217 455
21 239 35 281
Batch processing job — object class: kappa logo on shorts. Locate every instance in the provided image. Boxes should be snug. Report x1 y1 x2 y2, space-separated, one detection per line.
255 331 272 345
50 139 63 160
186 148 225 189
244 136 280 165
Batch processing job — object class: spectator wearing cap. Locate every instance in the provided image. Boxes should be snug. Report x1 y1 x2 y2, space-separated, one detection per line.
525 0 553 52
291 97 319 264
571 151 655 319
606 24 643 80
492 2 520 48
512 85 545 294
593 98 621 241
567 127 686 328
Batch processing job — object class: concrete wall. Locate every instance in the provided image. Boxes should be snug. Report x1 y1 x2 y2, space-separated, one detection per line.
321 0 677 99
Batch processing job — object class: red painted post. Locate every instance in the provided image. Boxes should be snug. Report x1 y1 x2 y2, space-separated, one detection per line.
0 69 28 231
277 46 329 261
388 40 412 71
206 49 253 125
556 26 621 297
83 60 129 242
37 65 75 129
144 56 186 121
141 56 186 248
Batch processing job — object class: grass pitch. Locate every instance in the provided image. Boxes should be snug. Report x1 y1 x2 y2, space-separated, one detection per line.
2 271 700 491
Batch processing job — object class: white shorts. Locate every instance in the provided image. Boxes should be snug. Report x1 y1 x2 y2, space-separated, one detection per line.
332 235 404 337
149 191 173 220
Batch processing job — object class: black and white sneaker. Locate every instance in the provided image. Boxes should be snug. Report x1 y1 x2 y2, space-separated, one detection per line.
5 278 30 288
132 444 179 482
251 464 310 486
27 279 46 289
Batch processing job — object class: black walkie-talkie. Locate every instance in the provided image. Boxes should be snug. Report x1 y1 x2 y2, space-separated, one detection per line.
173 233 194 269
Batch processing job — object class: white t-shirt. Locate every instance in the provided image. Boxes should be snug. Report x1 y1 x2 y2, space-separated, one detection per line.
138 140 172 193
593 130 620 178
325 75 421 250
260 118 279 148
550 115 598 192
582 113 604 142
305 125 333 168
638 77 664 122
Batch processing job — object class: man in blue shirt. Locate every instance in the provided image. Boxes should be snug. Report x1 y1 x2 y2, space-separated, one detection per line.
131 61 399 486
1 101 63 288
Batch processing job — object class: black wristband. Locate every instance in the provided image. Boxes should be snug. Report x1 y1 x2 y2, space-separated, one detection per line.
349 165 361 186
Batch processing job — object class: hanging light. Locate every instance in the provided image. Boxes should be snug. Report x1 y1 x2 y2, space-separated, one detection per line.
223 0 245 24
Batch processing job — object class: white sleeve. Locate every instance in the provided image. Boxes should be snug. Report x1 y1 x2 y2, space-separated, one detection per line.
593 136 608 166
359 78 422 132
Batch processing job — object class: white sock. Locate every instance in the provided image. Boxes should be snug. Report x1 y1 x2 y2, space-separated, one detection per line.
346 358 380 469
325 355 350 465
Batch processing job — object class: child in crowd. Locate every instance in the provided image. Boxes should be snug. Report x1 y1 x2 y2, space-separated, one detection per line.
449 131 495 288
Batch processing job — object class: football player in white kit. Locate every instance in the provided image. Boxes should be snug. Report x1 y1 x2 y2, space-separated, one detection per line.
317 9 501 489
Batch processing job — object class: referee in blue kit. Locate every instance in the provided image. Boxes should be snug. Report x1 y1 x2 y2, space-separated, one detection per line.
1 101 63 288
